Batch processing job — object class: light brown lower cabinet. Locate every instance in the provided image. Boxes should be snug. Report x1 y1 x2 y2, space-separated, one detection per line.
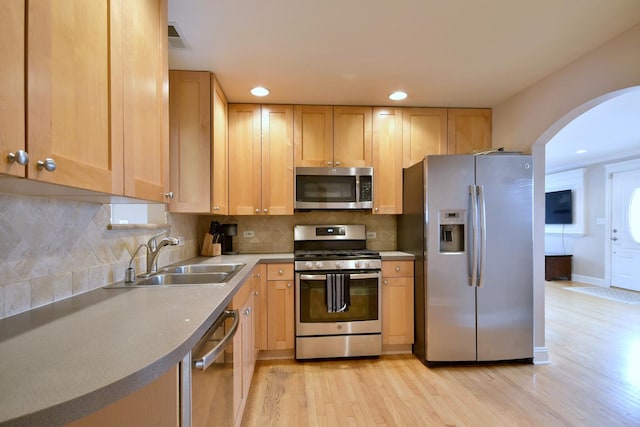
67 365 179 427
266 263 295 351
381 261 414 352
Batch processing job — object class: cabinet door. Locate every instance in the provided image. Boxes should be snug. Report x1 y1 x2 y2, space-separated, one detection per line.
228 104 262 215
267 280 295 350
447 108 492 154
121 0 169 202
211 76 229 215
333 106 372 167
1 0 25 178
293 105 333 167
168 70 211 212
373 107 403 214
402 108 447 168
261 105 294 215
27 0 121 193
382 277 414 345
253 265 268 352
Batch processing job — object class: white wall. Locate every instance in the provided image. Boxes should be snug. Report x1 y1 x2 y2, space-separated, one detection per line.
491 23 640 364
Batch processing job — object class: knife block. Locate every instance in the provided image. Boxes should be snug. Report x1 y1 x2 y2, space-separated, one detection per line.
201 233 221 257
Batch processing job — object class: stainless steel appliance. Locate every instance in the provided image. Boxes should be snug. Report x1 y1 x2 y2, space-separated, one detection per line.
294 224 382 359
295 167 373 210
180 309 239 427
398 154 534 365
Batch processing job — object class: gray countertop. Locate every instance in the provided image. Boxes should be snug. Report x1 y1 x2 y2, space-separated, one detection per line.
0 251 412 426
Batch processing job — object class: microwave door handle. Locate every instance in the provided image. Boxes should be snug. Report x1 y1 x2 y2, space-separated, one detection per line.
192 309 239 371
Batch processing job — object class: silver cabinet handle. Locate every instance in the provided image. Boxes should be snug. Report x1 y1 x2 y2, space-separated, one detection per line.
7 150 29 165
164 192 174 199
37 158 56 172
192 309 239 371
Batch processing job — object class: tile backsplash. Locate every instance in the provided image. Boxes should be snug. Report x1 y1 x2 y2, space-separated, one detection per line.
199 211 397 253
0 195 399 319
0 194 199 319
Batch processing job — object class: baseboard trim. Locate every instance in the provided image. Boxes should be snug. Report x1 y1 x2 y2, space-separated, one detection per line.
534 346 550 365
571 274 608 287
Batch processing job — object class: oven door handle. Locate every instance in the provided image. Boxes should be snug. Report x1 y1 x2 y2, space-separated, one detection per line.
299 272 380 280
192 309 239 371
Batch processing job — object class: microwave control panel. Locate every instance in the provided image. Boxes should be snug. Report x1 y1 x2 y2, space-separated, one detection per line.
360 176 372 201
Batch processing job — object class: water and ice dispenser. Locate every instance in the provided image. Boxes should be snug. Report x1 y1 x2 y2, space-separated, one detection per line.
439 210 465 253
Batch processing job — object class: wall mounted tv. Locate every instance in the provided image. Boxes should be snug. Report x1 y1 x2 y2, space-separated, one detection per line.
545 189 573 224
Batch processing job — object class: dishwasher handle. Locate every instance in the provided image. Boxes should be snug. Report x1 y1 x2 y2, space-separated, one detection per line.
192 309 239 371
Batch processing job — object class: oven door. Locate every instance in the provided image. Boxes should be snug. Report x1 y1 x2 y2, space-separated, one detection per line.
295 270 381 336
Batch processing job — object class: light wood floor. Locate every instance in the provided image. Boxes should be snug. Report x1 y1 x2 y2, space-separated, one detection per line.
242 281 640 426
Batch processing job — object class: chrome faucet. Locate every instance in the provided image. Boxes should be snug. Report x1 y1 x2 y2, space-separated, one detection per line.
146 230 179 274
124 230 179 282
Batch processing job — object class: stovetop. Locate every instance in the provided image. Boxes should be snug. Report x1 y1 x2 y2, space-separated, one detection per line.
294 249 381 261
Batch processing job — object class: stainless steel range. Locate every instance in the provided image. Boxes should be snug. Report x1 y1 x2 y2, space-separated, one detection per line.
294 224 382 359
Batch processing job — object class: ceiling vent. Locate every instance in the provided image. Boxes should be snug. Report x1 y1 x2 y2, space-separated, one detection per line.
168 23 189 50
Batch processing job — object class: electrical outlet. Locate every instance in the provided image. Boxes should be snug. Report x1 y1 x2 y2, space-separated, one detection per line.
177 236 185 246
243 230 255 238
366 231 377 239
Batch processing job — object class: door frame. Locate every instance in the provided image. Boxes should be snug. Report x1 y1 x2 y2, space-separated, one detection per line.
604 157 640 286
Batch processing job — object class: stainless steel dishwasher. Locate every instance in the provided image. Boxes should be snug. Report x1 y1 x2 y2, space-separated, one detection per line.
180 309 239 427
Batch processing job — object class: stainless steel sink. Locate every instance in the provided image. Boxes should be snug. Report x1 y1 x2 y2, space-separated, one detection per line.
105 263 246 288
135 272 230 286
162 263 245 274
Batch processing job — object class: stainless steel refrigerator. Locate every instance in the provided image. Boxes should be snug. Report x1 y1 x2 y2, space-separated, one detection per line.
398 154 533 365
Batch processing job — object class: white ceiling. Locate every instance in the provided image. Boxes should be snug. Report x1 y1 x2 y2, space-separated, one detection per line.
167 0 640 168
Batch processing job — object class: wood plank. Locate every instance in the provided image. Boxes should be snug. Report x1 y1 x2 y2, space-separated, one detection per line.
241 281 640 426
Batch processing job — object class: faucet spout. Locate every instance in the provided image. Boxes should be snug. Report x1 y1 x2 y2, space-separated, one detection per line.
146 236 179 274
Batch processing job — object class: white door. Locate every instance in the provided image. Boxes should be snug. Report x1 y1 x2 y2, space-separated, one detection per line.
611 169 640 291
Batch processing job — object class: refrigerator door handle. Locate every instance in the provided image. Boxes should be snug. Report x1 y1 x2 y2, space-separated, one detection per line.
469 184 479 287
477 184 487 288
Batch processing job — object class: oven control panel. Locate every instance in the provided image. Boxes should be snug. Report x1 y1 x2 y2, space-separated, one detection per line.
295 259 382 271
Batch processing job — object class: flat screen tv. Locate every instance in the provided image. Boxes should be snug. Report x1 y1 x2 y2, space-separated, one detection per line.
545 189 573 224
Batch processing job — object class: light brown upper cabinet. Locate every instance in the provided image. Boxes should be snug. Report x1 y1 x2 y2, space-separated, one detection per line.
5 0 168 202
120 0 169 202
26 0 122 194
168 71 228 213
402 108 448 168
228 104 294 215
294 105 372 167
333 106 373 167
168 71 212 212
447 108 492 154
372 107 403 214
1 0 25 178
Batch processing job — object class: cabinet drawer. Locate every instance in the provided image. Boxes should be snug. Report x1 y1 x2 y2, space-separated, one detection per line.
267 263 294 281
382 260 414 278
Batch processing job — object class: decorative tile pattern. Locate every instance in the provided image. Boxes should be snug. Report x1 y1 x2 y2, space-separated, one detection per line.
0 194 199 319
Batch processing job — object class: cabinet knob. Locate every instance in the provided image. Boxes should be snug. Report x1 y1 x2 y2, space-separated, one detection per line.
254 290 259 296
256 273 261 278
263 208 268 213
255 208 260 213
374 207 379 212
383 280 388 285
335 161 341 166
278 269 283 275
395 266 401 272
164 192 174 199
287 282 292 288
7 150 29 165
36 158 56 172
212 205 220 210
327 161 332 166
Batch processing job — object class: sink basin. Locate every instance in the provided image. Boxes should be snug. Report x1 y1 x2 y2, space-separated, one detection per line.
135 272 230 286
162 263 245 274
105 263 246 288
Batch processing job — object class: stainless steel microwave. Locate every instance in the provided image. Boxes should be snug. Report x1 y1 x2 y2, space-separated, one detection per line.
295 167 373 210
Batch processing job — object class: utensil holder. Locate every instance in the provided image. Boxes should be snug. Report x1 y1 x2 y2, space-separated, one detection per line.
201 233 221 257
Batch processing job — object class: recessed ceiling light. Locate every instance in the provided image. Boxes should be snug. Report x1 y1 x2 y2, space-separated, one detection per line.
250 86 269 97
575 149 588 154
389 91 407 101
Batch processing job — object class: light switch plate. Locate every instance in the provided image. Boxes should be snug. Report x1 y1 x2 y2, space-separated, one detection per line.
366 232 377 239
243 230 255 238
